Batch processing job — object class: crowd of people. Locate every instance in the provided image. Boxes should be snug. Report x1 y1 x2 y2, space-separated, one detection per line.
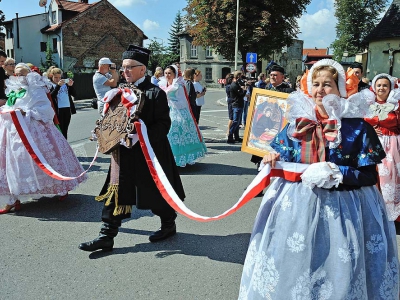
1 46 400 298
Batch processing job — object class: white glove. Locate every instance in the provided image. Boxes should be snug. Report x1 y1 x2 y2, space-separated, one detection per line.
301 162 343 189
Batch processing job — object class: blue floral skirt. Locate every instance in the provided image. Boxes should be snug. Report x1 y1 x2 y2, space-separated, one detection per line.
239 178 399 300
168 107 207 167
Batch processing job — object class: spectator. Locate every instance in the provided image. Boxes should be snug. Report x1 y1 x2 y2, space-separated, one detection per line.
93 57 119 114
48 68 76 140
151 66 163 85
228 71 246 143
242 78 255 127
225 73 234 136
193 69 206 123
183 68 198 122
255 73 266 89
3 58 15 78
0 50 7 105
349 62 369 91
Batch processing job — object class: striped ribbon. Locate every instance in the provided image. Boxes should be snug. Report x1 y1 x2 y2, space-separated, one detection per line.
134 119 308 222
2 110 96 180
292 117 337 164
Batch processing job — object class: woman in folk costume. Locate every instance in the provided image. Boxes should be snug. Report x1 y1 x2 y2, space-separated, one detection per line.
158 65 207 167
0 63 86 213
238 59 399 300
364 74 400 221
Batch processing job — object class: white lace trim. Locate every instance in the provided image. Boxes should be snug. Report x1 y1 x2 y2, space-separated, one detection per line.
286 89 375 149
5 72 49 95
301 162 343 189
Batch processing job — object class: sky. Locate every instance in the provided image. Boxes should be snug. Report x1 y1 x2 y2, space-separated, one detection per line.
1 0 339 51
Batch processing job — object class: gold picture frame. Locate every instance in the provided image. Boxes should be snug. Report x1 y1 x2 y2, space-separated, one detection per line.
241 88 289 157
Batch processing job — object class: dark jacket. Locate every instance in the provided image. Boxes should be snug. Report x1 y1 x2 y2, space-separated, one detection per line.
230 80 246 108
100 79 185 210
0 68 6 99
49 84 77 115
266 82 295 94
358 80 369 92
185 79 197 115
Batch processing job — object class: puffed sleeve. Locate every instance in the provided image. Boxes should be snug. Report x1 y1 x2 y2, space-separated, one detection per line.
23 88 55 123
270 124 302 163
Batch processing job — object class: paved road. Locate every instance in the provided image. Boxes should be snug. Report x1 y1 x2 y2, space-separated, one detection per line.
1 88 399 300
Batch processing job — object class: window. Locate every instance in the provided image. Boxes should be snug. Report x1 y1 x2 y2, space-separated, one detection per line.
52 11 57 24
40 42 47 52
53 38 57 52
6 50 10 57
6 28 13 39
205 46 213 58
190 44 197 57
205 67 212 80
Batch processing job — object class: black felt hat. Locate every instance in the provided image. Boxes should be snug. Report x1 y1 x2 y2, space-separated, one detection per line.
122 45 151 66
269 64 285 74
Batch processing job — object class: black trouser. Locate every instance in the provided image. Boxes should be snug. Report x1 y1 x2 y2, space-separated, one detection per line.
195 105 202 124
58 107 71 140
101 197 177 237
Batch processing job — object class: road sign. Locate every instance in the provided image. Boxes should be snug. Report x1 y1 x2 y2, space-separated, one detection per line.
246 63 257 73
246 52 257 63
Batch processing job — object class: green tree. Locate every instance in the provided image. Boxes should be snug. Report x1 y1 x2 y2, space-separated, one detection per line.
147 39 169 73
40 40 58 72
167 11 184 63
331 0 388 60
184 0 311 67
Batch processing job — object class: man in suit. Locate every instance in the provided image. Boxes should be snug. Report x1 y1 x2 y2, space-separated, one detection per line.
79 45 185 252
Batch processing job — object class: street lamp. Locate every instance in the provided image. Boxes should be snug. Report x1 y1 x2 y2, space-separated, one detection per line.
234 0 239 71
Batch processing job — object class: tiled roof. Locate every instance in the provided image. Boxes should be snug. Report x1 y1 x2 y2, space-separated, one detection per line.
57 0 93 13
302 48 329 56
365 0 400 41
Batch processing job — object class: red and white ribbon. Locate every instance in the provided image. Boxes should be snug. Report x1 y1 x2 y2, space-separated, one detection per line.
6 110 95 180
102 88 137 116
135 120 309 222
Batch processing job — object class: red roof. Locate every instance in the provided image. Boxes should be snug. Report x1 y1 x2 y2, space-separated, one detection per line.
303 48 329 56
57 0 93 13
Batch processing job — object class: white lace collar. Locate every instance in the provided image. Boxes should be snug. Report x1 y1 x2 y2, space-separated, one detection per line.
286 89 375 148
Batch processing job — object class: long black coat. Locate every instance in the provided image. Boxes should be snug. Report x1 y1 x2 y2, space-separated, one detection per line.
100 79 185 210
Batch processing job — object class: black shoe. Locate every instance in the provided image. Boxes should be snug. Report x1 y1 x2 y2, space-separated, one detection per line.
149 223 177 242
234 137 243 142
227 139 235 144
78 236 114 252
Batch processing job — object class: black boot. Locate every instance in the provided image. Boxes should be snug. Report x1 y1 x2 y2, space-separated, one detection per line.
149 216 177 243
78 223 118 252
78 235 114 252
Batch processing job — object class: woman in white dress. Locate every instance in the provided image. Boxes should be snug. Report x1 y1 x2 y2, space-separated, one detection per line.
158 65 207 167
238 59 399 299
0 63 87 213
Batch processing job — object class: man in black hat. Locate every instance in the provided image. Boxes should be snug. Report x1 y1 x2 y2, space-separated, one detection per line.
266 65 294 93
79 45 185 252
349 62 369 91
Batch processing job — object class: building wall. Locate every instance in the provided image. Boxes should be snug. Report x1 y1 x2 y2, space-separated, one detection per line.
6 14 49 66
179 35 234 87
367 38 400 79
262 39 304 84
62 0 145 72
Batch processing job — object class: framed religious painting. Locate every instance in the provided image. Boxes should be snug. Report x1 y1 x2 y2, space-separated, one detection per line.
241 88 289 157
